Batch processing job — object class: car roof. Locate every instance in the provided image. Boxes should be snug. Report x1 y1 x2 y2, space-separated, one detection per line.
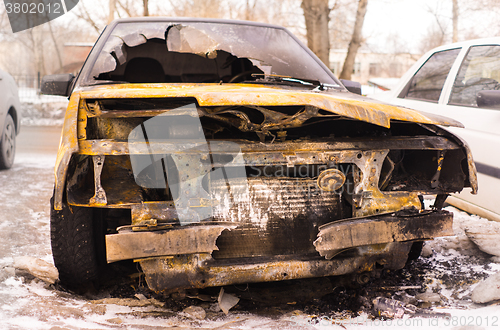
108 17 287 31
428 36 500 53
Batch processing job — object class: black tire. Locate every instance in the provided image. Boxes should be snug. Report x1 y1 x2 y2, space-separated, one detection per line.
0 114 16 169
50 198 100 287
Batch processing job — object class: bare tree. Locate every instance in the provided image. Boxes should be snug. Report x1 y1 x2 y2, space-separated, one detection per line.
329 0 357 50
419 1 452 53
245 0 258 20
47 21 63 70
71 1 105 34
167 0 226 18
301 0 331 66
144 0 149 16
339 0 367 80
420 0 500 51
452 0 458 42
108 0 117 24
116 0 133 17
71 0 145 35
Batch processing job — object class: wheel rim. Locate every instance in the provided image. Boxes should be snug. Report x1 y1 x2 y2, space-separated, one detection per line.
3 121 15 163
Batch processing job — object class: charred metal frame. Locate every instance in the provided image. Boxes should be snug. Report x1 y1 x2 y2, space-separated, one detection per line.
51 89 478 293
139 242 414 292
48 17 480 294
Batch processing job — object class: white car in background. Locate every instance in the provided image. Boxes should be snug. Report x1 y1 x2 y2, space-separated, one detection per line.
0 68 21 169
371 37 500 221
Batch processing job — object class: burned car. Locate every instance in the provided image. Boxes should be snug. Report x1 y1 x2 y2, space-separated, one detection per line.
42 18 477 292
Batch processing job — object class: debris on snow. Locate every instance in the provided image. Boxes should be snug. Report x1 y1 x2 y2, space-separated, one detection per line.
372 297 416 319
425 208 485 256
415 291 442 304
186 293 213 302
182 305 206 319
471 271 500 304
218 287 240 314
372 296 451 320
13 256 58 284
378 285 421 291
465 219 500 258
83 303 107 315
134 293 147 300
91 297 165 308
106 317 123 324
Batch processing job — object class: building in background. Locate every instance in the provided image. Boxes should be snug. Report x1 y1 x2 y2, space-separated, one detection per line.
59 43 94 75
330 49 420 86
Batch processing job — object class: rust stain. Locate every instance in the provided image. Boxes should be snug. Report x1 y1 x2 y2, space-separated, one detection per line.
53 93 81 210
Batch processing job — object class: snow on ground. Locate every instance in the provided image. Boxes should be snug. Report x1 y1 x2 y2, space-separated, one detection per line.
19 91 67 126
18 88 67 105
0 158 499 330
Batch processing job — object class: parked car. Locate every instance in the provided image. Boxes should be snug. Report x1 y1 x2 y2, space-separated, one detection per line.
0 68 21 169
42 18 477 292
371 37 500 222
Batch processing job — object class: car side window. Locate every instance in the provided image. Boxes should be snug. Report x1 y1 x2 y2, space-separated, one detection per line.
399 48 461 102
449 45 500 108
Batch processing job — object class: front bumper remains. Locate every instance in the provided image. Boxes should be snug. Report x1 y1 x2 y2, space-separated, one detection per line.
105 209 453 292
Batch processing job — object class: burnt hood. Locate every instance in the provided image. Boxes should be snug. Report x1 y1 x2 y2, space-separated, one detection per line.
77 83 464 129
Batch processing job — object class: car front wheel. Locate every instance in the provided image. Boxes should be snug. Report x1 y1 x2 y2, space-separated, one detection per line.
50 199 102 287
0 114 16 169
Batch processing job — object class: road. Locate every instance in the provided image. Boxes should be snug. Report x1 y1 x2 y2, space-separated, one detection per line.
0 126 499 329
16 125 61 155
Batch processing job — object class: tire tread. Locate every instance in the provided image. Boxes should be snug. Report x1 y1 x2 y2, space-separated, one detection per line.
50 199 99 286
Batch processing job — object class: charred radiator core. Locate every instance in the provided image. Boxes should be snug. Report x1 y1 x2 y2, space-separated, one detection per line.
210 177 347 259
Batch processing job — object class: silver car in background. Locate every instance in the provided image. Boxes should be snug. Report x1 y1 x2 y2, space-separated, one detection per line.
0 68 21 169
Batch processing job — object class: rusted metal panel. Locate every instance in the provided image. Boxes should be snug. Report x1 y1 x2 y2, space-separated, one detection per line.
53 93 81 210
313 210 453 259
105 224 236 263
131 202 178 225
89 155 107 206
424 125 478 194
76 136 461 157
138 242 413 292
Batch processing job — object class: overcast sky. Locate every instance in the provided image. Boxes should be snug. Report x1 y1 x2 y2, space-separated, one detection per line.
363 0 498 53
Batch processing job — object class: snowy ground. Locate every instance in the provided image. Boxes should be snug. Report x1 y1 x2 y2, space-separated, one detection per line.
19 89 68 127
1 126 500 329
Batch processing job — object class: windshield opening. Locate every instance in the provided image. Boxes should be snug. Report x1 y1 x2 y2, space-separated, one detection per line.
83 21 339 86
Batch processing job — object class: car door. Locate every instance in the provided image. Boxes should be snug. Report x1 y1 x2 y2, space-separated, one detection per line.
437 44 500 215
0 69 9 134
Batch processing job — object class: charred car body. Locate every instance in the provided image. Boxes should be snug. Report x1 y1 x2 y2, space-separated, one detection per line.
42 18 477 292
